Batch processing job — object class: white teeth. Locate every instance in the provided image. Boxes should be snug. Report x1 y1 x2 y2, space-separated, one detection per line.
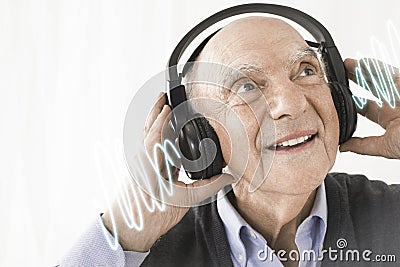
288 139 296 146
276 135 312 147
282 141 289 146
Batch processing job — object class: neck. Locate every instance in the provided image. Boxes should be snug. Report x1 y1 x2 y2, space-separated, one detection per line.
232 181 317 249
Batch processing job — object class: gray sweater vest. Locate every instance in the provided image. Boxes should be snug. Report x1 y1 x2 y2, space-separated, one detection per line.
141 173 400 266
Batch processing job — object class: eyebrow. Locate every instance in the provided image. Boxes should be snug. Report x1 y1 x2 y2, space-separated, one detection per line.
289 47 319 66
230 47 319 76
223 63 264 84
237 64 264 73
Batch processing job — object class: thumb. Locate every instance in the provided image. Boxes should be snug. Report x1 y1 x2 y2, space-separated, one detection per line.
168 173 235 207
339 136 386 157
186 173 236 205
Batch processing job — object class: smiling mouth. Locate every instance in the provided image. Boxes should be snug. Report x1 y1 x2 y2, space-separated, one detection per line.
267 134 316 151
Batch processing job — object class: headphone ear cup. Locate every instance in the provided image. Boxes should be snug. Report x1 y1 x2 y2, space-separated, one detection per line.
329 82 357 144
178 116 223 180
196 116 224 179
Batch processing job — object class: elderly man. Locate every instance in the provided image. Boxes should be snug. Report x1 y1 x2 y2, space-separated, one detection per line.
60 15 400 267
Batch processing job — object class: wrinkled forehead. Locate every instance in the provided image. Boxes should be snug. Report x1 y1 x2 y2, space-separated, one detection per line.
197 16 309 68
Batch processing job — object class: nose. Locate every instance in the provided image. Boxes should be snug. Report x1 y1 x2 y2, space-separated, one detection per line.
266 79 307 121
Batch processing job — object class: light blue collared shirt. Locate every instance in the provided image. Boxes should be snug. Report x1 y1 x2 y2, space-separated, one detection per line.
217 181 328 267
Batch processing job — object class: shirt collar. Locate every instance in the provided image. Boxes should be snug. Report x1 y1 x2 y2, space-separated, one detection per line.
295 180 328 247
216 180 328 252
309 180 328 224
216 186 250 257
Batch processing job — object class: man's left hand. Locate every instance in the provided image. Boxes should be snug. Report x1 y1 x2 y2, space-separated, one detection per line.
339 58 400 159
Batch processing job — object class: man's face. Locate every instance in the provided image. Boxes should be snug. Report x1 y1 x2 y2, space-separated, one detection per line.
190 17 339 195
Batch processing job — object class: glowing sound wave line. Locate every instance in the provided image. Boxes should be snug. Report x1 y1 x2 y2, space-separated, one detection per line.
98 139 181 250
353 20 400 109
353 58 399 109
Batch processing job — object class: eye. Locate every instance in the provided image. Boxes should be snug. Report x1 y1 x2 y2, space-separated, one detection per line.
299 67 315 77
237 81 257 93
230 77 262 104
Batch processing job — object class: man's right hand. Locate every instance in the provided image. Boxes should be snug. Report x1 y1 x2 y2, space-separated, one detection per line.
101 92 234 252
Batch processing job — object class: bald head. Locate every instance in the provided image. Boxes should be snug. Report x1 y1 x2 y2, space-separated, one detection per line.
198 17 308 65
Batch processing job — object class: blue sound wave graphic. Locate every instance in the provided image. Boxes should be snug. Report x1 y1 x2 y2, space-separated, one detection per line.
352 21 400 109
98 139 181 250
353 58 399 109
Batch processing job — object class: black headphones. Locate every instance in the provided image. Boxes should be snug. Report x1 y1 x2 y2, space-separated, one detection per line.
166 3 357 180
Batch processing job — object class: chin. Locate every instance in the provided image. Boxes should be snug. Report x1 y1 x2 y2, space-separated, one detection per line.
254 162 329 195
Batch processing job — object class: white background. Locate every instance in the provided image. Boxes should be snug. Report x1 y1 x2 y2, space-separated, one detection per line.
1 0 400 266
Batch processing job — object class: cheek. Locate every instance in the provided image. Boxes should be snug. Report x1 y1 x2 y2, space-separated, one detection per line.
327 105 340 148
231 105 260 147
211 104 260 170
227 105 266 179
313 89 340 161
209 118 231 165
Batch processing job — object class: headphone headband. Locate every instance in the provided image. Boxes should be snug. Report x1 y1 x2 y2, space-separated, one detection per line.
167 3 338 87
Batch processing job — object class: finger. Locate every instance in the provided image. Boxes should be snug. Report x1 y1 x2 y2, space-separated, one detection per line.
146 105 178 182
344 58 400 128
345 58 400 85
130 149 160 196
164 173 236 207
132 146 179 204
339 136 387 157
344 58 378 117
146 105 172 146
144 92 167 135
344 58 358 83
